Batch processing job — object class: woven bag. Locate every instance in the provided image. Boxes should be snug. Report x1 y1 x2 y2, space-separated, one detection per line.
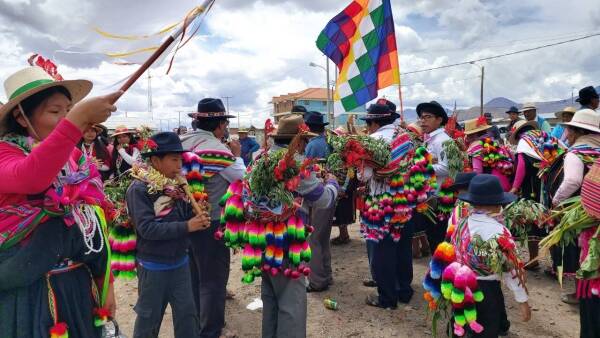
581 158 600 219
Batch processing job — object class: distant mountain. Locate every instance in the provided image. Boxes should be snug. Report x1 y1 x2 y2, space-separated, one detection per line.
456 86 599 121
484 97 518 109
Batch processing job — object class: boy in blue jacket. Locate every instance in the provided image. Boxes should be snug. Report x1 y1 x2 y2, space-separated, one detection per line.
127 132 210 338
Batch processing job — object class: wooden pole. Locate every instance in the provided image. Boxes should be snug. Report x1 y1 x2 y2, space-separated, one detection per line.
114 0 215 102
480 66 485 117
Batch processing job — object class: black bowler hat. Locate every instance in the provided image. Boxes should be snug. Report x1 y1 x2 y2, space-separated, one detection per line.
458 174 516 205
416 101 448 125
505 106 519 114
359 98 400 121
141 132 188 158
304 111 329 126
291 105 308 114
576 86 599 103
189 98 235 119
450 172 477 190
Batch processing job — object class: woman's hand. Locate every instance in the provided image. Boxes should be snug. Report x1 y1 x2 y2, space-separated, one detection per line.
66 91 122 131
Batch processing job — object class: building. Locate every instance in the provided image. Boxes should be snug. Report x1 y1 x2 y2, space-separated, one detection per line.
271 87 365 126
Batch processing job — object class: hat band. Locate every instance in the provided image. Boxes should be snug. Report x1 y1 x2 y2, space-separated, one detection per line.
9 79 54 100
194 112 228 117
364 113 393 118
468 192 505 202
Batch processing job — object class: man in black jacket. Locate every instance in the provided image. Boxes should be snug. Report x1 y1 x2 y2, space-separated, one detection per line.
127 132 210 338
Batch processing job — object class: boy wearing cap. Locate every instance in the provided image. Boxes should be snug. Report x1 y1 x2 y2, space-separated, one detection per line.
452 174 531 336
127 132 211 338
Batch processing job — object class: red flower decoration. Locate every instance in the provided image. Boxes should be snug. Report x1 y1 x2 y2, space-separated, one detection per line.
298 123 310 134
497 232 515 251
476 115 487 127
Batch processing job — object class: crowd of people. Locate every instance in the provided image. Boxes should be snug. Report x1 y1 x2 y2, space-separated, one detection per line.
1 62 600 338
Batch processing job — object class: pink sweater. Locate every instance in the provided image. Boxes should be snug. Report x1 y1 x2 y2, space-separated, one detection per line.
0 119 82 207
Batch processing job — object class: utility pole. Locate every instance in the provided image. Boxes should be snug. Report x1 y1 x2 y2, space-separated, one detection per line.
178 111 181 128
572 86 575 104
222 96 234 126
470 62 484 116
480 66 484 117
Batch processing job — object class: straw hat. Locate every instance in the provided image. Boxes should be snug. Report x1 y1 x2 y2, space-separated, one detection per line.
519 103 537 113
562 109 600 134
0 66 92 134
554 106 577 119
508 120 539 145
112 125 137 137
270 114 317 139
463 117 491 135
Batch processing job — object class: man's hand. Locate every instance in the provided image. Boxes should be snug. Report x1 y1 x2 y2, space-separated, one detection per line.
229 139 242 157
187 212 210 232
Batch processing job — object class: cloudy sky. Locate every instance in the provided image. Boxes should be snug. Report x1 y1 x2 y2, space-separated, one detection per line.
0 0 599 128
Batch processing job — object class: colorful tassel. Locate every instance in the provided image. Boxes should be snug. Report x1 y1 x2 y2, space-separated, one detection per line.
49 322 69 338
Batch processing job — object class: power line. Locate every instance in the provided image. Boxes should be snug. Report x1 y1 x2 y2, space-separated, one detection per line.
401 32 600 75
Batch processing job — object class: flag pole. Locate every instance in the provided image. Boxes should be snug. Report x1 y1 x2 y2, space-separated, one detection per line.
115 0 215 101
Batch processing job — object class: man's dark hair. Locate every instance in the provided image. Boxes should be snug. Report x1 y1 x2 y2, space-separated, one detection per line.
5 86 72 136
366 116 396 128
308 124 325 133
195 117 227 132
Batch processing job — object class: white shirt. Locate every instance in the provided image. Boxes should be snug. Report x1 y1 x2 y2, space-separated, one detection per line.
358 124 396 195
466 212 529 303
424 128 451 188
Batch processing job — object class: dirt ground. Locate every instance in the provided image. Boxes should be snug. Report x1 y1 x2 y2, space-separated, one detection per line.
114 223 580 338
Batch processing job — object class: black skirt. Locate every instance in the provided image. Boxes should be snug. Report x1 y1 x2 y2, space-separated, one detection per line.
0 217 107 338
333 178 358 226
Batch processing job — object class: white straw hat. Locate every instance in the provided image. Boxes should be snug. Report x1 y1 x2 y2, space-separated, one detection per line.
555 106 577 119
562 109 600 134
519 102 537 113
0 66 92 134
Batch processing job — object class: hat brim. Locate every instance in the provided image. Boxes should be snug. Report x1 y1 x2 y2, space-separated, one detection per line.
562 121 600 134
464 125 491 135
190 113 236 119
112 130 138 137
505 110 519 114
518 107 536 113
141 149 188 158
0 79 93 134
508 121 539 145
305 121 329 126
457 191 517 205
269 131 318 139
359 112 400 121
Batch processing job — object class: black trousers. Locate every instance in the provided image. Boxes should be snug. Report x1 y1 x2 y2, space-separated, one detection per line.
189 221 231 338
372 220 414 307
452 280 510 338
426 215 447 253
133 263 199 338
580 296 600 338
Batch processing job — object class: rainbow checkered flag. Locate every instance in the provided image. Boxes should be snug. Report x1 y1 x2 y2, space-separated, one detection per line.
316 0 400 112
